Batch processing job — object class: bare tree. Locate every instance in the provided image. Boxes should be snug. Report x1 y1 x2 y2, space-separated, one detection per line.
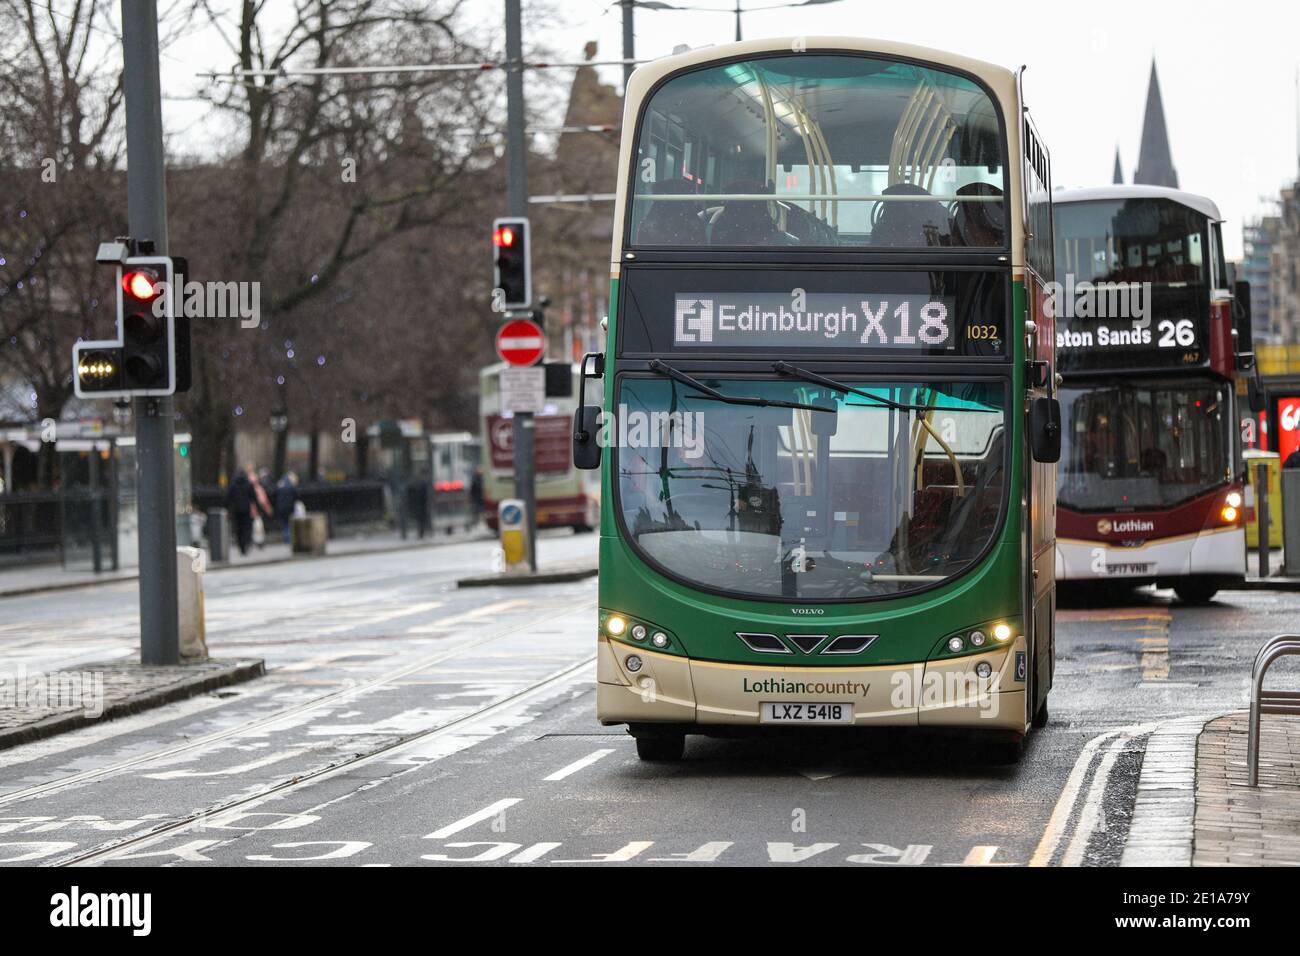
178 0 501 483
0 0 125 484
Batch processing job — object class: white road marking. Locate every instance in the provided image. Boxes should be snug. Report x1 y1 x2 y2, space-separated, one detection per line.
1061 733 1132 866
425 798 522 839
1029 727 1124 867
543 748 615 781
312 601 445 637
143 746 325 780
648 842 734 863
554 841 654 863
956 845 1002 866
509 842 562 863
766 842 838 863
1032 721 1158 867
405 599 531 633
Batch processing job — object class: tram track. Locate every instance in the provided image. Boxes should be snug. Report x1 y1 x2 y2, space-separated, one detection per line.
52 654 597 867
0 599 596 810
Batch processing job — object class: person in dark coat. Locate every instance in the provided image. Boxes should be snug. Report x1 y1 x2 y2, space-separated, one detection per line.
407 477 431 538
224 467 256 555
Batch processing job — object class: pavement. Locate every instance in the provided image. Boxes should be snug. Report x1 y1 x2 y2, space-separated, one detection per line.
1244 548 1300 589
0 534 1296 867
0 658 265 751
0 524 496 598
1192 713 1300 865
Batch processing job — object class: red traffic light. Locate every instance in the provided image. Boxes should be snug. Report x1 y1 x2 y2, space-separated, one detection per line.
493 225 516 248
122 268 161 300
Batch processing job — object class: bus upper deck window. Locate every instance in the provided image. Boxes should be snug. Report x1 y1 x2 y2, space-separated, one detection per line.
629 54 1008 250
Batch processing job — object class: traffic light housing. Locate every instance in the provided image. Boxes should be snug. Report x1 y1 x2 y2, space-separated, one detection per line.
492 217 531 310
74 253 190 399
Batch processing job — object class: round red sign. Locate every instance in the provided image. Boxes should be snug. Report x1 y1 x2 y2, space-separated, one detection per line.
496 318 545 367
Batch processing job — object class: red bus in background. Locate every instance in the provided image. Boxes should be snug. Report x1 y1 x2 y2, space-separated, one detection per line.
479 362 601 533
1052 185 1252 603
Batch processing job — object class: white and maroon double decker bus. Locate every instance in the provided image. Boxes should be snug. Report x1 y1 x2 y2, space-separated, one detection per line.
1052 185 1251 603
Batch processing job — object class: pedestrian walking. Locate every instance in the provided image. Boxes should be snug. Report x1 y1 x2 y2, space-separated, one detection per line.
407 477 431 539
250 469 272 549
274 471 299 543
224 466 256 556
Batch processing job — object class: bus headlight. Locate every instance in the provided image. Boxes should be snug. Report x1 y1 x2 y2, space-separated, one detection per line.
975 662 993 679
651 631 669 648
606 615 627 636
1221 505 1239 523
630 624 647 641
947 636 965 653
993 623 1012 642
969 630 987 647
625 654 643 673
1226 491 1243 509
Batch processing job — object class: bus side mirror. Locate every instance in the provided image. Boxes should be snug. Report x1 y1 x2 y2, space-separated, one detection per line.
1030 396 1061 463
573 406 602 470
573 351 604 470
1248 377 1266 414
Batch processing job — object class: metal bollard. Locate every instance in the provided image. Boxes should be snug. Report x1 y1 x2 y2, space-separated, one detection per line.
1248 635 1300 786
1257 463 1270 579
176 546 209 661
207 507 230 564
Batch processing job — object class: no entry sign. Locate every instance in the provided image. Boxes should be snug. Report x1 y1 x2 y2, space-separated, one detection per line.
496 318 545 367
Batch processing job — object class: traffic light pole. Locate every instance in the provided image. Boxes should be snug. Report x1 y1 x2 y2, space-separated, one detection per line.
122 0 179 664
504 0 537 572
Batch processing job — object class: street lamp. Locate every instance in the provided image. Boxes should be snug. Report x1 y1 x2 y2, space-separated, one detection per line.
112 400 132 428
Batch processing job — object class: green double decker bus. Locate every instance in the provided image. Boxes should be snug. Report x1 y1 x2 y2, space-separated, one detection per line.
573 37 1061 762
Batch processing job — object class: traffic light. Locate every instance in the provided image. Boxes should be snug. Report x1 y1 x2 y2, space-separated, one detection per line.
73 253 190 399
492 217 531 310
74 347 125 395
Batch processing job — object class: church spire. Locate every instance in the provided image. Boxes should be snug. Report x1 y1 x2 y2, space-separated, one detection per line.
1112 147 1124 184
1134 59 1178 188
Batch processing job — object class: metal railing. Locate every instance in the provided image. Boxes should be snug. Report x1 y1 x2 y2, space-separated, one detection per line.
1247 634 1300 786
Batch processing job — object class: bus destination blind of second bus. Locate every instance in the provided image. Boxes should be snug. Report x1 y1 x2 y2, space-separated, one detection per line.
672 292 999 352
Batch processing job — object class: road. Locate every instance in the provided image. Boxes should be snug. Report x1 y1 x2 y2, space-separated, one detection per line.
0 533 1291 867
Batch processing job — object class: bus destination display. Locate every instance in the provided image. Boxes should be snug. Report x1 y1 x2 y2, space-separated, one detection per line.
1050 279 1208 373
672 292 990 352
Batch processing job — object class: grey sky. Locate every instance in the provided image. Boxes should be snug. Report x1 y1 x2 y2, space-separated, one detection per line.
159 0 1300 260
545 0 1299 259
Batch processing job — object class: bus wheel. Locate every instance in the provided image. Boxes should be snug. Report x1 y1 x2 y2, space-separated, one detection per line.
1174 581 1218 605
634 733 685 762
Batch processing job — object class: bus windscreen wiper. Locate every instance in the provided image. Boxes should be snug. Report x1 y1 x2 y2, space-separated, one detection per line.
648 360 834 413
772 361 966 412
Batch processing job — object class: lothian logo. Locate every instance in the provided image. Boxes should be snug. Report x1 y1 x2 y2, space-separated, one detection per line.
1097 517 1154 535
